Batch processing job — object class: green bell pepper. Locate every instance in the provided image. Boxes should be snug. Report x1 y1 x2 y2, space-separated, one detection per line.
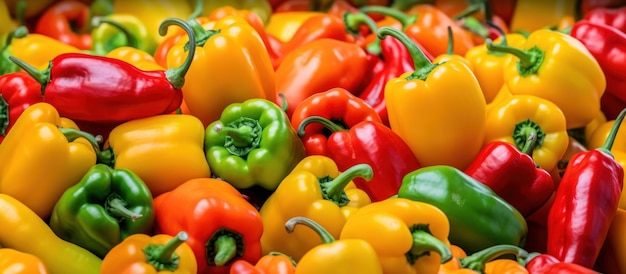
49 163 155 258
397 165 527 254
205 98 306 190
90 13 157 56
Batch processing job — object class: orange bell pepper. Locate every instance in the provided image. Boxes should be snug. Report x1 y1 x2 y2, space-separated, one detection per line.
229 252 296 274
0 248 49 274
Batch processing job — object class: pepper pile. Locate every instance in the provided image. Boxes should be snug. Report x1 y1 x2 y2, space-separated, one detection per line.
1 0 626 273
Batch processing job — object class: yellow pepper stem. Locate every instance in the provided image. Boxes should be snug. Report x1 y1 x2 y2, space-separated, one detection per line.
359 5 417 30
599 108 626 156
207 229 243 267
513 119 544 156
320 163 373 206
106 194 143 221
377 26 438 81
408 224 453 264
214 117 262 157
158 18 197 89
459 244 528 273
485 39 544 77
58 127 115 166
143 231 189 272
285 216 335 244
343 11 382 55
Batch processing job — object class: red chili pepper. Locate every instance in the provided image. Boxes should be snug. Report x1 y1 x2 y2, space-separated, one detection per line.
464 140 555 217
8 18 195 124
0 72 42 143
525 253 601 274
546 108 626 268
584 5 626 33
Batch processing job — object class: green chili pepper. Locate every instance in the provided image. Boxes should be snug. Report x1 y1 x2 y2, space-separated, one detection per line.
49 163 155 258
398 165 527 254
204 98 306 190
90 13 157 56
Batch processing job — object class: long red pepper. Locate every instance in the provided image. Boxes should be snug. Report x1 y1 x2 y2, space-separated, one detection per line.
8 18 195 124
546 108 626 268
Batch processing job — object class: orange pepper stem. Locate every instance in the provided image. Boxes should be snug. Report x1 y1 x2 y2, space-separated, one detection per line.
599 108 626 155
285 216 335 244
212 234 237 266
408 224 453 264
377 26 437 81
214 117 262 156
459 244 528 272
320 163 373 206
297 115 346 137
343 11 382 55
58 127 115 166
485 39 544 77
159 18 197 89
513 119 544 157
446 26 453 55
91 16 138 49
143 231 189 271
106 194 143 221
359 5 417 30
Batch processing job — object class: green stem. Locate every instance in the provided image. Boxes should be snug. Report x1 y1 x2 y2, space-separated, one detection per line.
377 26 437 81
519 130 538 156
15 0 26 26
159 18 197 89
343 11 382 55
460 244 528 273
143 231 188 272
206 229 243 266
213 235 237 266
321 164 373 206
452 0 485 20
284 217 335 244
297 116 346 137
599 108 626 155
485 38 544 77
0 95 7 135
215 124 254 147
187 0 204 20
406 225 452 264
446 26 453 55
58 127 115 166
278 93 288 113
3 26 28 51
214 117 262 157
106 195 142 221
512 119 545 157
8 56 50 92
92 16 139 49
359 5 417 30
389 0 436 11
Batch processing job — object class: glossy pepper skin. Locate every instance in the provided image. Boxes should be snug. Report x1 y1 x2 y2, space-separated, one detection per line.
287 217 384 274
9 18 196 124
49 163 155 258
340 197 453 274
525 253 600 274
378 26 486 170
0 248 49 274
0 193 102 274
399 165 527 254
546 109 626 268
508 0 577 32
90 13 157 56
584 6 626 33
205 98 306 190
33 0 101 50
290 87 382 156
0 72 42 143
259 155 373 261
101 231 197 274
0 102 96 219
112 0 191 45
154 178 263 274
229 253 296 274
8 32 81 71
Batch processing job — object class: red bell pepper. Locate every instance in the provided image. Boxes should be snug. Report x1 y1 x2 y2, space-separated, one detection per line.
580 0 626 20
0 72 42 143
546 108 626 268
525 253 601 274
464 140 555 217
584 5 626 33
290 87 382 156
154 178 263 274
8 18 194 124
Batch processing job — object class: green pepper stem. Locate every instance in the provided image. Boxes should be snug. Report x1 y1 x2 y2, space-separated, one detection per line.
213 235 237 266
446 26 454 55
485 39 531 64
324 164 373 203
599 108 626 154
278 93 288 113
459 244 528 273
285 216 335 244
461 17 489 38
485 38 545 77
143 231 188 272
159 18 197 89
0 95 8 135
389 0 435 12
15 0 26 26
343 11 382 55
359 5 417 29
91 16 139 50
451 0 485 20
3 26 28 51
409 229 453 264
519 130 538 156
268 251 298 267
214 123 254 147
377 26 436 81
187 0 204 20
297 116 346 137
512 119 545 157
58 127 115 166
106 196 142 221
8 56 50 92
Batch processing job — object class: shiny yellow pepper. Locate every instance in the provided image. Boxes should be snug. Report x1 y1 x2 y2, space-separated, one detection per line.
264 11 324 42
106 47 164 71
0 102 96 219
10 33 80 70
340 197 453 274
380 26 486 170
259 155 373 261
285 217 383 274
486 29 605 129
484 94 569 172
112 0 191 45
509 0 577 33
0 248 49 274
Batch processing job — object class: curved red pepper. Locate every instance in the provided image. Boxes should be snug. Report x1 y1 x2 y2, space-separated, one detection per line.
584 5 626 33
0 72 42 143
525 253 600 274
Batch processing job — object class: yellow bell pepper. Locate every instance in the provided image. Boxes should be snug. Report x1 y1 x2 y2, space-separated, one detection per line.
0 193 102 274
285 217 383 273
0 0 17 42
105 47 164 71
587 118 626 210
0 248 49 274
340 197 453 274
486 29 605 130
484 94 569 172
379 26 486 170
485 85 513 115
264 11 323 42
509 0 577 33
259 155 373 261
112 0 192 45
0 102 96 219
98 114 212 197
189 0 273 24
166 15 276 127
10 33 80 70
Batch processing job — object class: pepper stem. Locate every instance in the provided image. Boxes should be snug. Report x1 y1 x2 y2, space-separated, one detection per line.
3 26 28 52
58 127 115 166
297 116 346 137
377 26 437 81
389 0 436 12
485 39 544 77
0 95 7 135
321 164 373 206
213 235 237 266
460 244 528 273
451 0 485 20
159 18 197 89
519 130 538 156
446 26 454 55
278 93 288 113
143 231 188 272
206 229 243 266
512 119 545 157
359 5 417 29
343 11 382 55
105 195 142 221
8 56 50 93
285 216 335 244
187 0 204 20
91 16 139 50
406 224 452 264
599 108 626 155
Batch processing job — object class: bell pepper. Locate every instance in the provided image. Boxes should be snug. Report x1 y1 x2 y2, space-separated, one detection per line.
229 252 296 274
105 46 164 71
378 26 486 170
0 26 28 76
525 253 600 274
189 0 272 24
509 0 577 32
259 155 373 261
165 15 276 127
90 13 156 56
485 28 606 130
49 163 155 258
112 0 191 45
9 18 195 125
0 71 42 143
290 87 382 156
440 244 528 273
584 6 626 32
546 108 626 269
264 11 322 42
340 197 452 274
0 102 96 218
154 178 263 274
0 193 102 274
286 216 384 273
9 32 80 71
101 231 197 274
0 248 49 274
205 98 305 190
399 165 527 254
